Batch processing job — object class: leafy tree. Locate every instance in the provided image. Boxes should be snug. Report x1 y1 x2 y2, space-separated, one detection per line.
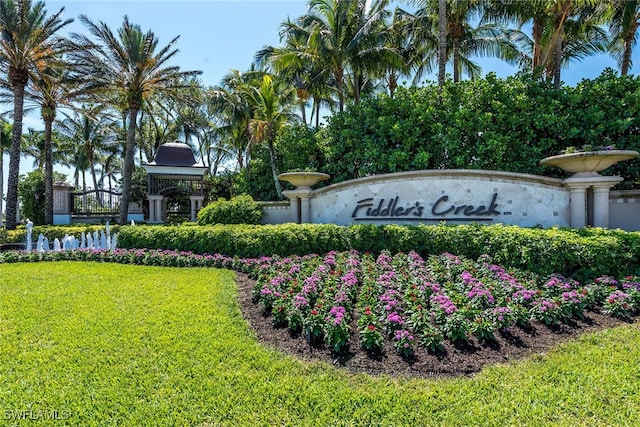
316 72 640 187
0 0 72 229
17 169 65 225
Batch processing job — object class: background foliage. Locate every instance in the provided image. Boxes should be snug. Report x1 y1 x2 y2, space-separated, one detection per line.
237 71 640 201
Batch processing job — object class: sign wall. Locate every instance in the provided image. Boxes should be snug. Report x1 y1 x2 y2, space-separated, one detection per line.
310 170 570 228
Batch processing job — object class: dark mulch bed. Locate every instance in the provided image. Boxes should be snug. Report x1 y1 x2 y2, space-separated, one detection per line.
235 273 639 378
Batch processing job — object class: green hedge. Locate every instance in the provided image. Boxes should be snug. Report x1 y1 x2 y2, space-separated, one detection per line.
115 223 640 280
5 223 638 279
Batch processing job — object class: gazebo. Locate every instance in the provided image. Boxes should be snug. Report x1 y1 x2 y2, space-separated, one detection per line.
143 141 207 223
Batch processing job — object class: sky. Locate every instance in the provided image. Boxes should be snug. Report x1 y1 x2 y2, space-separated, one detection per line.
2 0 639 215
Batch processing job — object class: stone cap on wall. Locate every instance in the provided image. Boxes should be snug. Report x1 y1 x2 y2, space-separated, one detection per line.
313 169 565 197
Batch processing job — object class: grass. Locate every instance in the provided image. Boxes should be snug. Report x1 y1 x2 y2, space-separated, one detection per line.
0 261 639 426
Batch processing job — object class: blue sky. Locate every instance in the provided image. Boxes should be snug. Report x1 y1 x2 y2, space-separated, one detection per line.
2 0 639 209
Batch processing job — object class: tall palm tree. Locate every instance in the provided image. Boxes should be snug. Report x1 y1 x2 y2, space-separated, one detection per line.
70 15 201 224
208 69 256 171
272 0 391 113
0 0 71 229
56 105 120 195
0 120 10 227
608 0 640 75
24 62 90 224
488 0 607 87
244 74 298 199
409 0 522 83
378 8 416 98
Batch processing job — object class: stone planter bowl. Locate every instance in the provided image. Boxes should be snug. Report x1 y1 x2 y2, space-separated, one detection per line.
540 150 639 176
278 172 330 189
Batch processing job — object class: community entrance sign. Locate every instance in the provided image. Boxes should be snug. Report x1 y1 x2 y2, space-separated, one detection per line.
308 170 570 227
268 150 639 229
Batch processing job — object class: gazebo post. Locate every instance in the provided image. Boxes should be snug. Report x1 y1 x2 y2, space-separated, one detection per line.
190 195 205 222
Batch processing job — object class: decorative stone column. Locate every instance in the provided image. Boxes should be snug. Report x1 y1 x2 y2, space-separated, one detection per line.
541 150 638 229
278 172 330 224
53 182 74 225
147 195 164 223
563 180 590 228
190 195 205 222
563 176 623 228
592 178 623 228
282 189 314 223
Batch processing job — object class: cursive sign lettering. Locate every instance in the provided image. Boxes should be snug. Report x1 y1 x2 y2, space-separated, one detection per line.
431 192 500 217
351 193 501 221
352 197 424 218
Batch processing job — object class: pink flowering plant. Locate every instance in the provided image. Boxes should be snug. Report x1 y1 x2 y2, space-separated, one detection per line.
324 305 350 352
393 329 416 357
602 290 634 319
530 299 565 325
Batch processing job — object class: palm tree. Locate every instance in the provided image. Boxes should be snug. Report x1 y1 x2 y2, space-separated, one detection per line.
0 0 71 229
608 0 640 75
244 74 298 199
488 0 607 87
20 128 45 170
375 8 417 98
409 0 522 83
208 69 256 171
272 0 392 113
56 106 120 195
0 120 10 227
24 62 92 224
70 15 201 224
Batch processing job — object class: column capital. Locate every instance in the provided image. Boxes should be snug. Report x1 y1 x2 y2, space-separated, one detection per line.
563 175 623 189
282 189 315 200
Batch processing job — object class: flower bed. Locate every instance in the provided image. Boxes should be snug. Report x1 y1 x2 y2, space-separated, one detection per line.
2 247 639 356
250 250 640 355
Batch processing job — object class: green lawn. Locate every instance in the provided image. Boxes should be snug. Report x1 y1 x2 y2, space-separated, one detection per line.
0 262 638 426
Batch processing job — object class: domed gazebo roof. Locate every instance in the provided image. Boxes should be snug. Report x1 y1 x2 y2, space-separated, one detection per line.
150 141 201 167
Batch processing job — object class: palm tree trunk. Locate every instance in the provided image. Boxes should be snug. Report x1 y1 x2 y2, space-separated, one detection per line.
388 72 398 98
553 28 563 89
353 71 361 105
438 0 447 88
0 151 4 227
267 138 283 199
44 116 54 225
119 108 138 225
621 23 637 75
532 17 543 72
335 68 345 113
453 38 460 83
5 81 27 230
552 3 571 89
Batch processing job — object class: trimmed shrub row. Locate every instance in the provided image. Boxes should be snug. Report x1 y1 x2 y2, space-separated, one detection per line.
113 223 640 280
